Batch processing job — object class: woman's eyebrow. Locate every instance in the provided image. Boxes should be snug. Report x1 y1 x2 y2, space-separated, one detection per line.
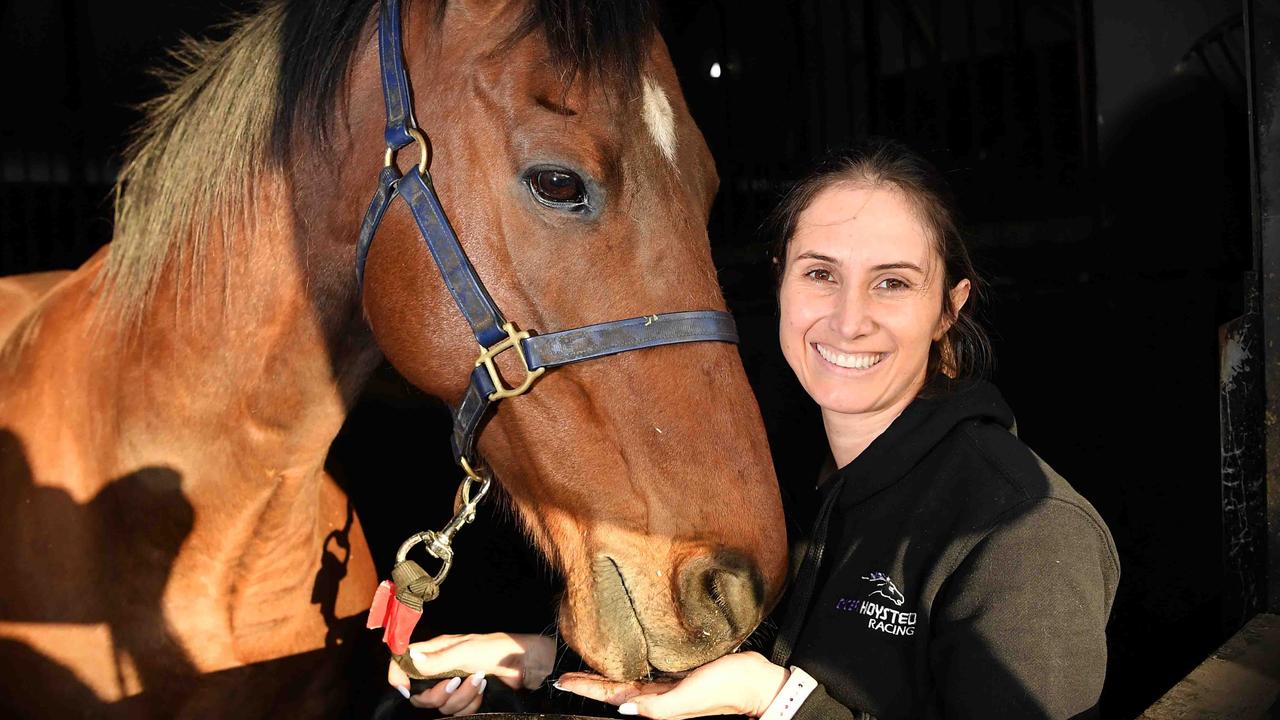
792 254 927 274
871 262 925 273
795 251 840 264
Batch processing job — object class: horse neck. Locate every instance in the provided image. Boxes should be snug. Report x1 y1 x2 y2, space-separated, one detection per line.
111 177 380 490
79 174 384 642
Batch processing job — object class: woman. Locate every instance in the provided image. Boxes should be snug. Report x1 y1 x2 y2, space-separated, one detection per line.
390 139 1120 719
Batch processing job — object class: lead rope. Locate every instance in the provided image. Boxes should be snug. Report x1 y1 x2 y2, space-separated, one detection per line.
769 474 847 666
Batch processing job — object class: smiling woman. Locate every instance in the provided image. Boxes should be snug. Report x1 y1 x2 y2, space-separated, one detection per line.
548 138 1120 720
771 143 985 464
778 185 971 449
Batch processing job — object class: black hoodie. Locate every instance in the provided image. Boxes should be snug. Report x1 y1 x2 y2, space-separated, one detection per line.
780 380 1119 720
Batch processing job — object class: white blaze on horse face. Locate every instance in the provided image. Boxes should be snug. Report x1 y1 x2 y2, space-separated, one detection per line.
641 76 677 164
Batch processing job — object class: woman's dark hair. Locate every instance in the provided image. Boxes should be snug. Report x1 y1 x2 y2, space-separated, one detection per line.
765 137 992 387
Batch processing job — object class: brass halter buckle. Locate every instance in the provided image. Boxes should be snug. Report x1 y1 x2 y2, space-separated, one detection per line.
475 322 546 401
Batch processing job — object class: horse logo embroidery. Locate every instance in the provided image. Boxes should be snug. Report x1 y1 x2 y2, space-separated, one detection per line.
862 572 905 606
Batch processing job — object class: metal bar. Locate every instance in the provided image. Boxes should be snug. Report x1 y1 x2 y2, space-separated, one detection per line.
1034 46 1052 174
1244 0 1280 613
864 0 882 135
1140 613 1280 718
931 0 947 148
0 187 14 274
966 0 980 156
1217 24 1246 92
903 2 940 63
844 0 860 139
1074 0 1099 186
1220 276 1267 632
1001 0 1018 152
1012 0 1025 51
902 0 914 137
20 150 35 271
1193 46 1224 92
814 0 829 152
61 0 87 267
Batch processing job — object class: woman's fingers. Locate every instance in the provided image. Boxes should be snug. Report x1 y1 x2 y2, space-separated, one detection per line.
403 633 519 681
556 653 786 720
406 644 521 689
409 634 466 653
615 686 737 720
553 672 669 704
438 673 487 715
404 672 488 715
387 658 411 697
457 692 485 716
407 677 460 709
387 632 554 706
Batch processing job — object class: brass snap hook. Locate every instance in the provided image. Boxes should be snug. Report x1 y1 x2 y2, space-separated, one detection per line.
392 465 491 589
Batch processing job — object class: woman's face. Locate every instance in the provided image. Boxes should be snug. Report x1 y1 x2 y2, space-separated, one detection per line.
778 183 969 418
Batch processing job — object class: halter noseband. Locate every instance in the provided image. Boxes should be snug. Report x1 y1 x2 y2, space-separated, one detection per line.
356 0 740 478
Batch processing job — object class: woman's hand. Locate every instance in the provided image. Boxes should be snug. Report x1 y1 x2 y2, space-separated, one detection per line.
554 651 789 719
386 632 556 715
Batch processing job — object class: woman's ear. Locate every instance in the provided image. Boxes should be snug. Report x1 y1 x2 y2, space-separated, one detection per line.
933 278 972 340
949 278 972 316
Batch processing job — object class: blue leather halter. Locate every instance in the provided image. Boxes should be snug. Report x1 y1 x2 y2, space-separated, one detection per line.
356 0 739 475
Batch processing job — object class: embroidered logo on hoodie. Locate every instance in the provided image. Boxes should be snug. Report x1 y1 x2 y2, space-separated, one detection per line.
862 572 905 606
834 572 918 636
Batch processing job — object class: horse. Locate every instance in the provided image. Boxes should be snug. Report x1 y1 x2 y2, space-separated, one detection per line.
0 0 787 716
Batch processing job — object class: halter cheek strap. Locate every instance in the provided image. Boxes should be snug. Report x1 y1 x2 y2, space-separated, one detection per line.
378 0 418 150
358 0 741 472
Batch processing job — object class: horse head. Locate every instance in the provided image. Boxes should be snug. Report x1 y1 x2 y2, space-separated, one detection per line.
863 573 905 607
344 0 786 679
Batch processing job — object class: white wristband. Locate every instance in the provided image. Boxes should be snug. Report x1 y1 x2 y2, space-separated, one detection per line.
759 666 818 720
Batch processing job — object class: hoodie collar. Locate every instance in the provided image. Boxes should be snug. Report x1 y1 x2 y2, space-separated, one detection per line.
825 379 1015 507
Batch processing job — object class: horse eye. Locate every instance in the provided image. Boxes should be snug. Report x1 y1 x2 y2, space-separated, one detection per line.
527 168 588 210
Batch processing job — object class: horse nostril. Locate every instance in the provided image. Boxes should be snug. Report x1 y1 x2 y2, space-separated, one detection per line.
678 550 766 638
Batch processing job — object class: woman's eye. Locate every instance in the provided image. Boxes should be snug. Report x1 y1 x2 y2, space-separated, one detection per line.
805 268 835 283
875 277 910 291
527 169 588 210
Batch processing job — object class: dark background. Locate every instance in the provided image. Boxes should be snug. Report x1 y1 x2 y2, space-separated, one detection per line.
0 1 1262 718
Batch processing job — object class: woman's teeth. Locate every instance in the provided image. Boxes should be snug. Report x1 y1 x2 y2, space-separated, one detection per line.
816 344 885 369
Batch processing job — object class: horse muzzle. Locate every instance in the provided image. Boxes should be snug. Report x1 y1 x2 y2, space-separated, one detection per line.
563 548 767 680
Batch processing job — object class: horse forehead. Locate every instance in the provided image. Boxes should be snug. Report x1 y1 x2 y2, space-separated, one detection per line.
640 75 676 165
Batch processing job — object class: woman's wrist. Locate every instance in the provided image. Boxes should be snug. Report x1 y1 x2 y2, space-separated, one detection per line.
757 666 820 720
747 653 792 717
511 633 556 689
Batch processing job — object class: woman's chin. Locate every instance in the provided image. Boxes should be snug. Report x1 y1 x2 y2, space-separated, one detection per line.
807 378 886 416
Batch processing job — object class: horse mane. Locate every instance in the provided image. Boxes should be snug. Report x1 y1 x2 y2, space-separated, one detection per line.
101 0 655 317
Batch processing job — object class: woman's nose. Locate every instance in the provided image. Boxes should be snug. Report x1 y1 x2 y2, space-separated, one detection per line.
829 289 874 338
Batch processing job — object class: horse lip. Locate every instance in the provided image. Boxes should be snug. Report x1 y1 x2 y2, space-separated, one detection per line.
598 555 651 676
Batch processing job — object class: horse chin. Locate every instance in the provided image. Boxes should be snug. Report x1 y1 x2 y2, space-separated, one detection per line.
558 555 651 679
559 554 750 680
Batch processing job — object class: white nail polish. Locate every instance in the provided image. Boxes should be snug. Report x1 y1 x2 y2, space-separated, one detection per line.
409 649 426 663
552 680 565 691
477 678 488 693
618 702 639 716
470 672 485 688
445 677 462 693
396 686 410 699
